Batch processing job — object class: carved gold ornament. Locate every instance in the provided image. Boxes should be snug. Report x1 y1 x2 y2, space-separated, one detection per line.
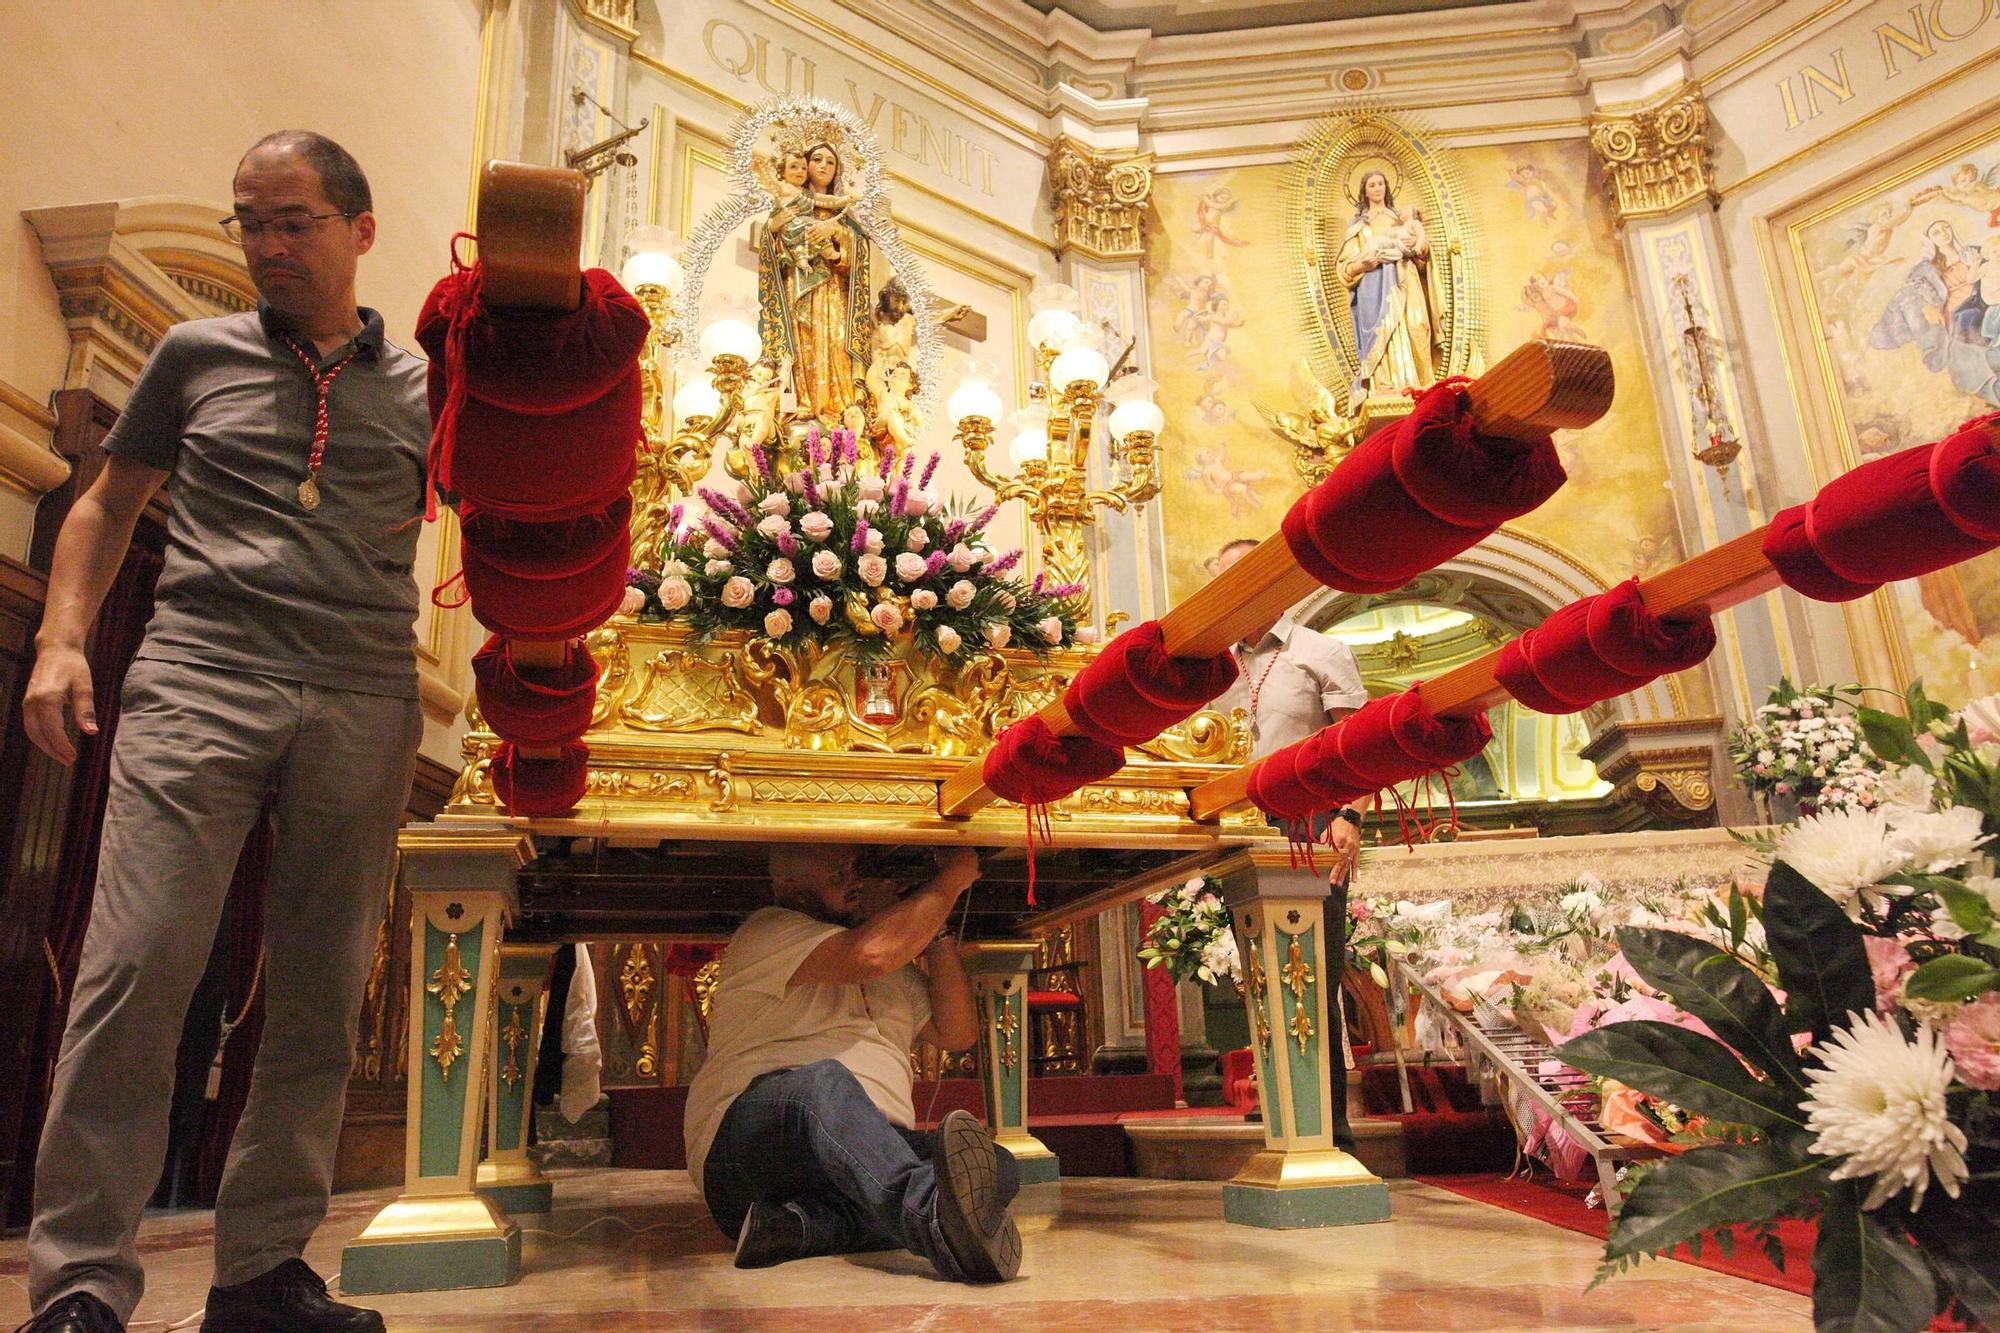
1588 87 1715 224
1245 932 1273 1056
1282 934 1316 999
500 1003 526 1089
426 932 472 1082
1290 1002 1316 1055
994 994 1020 1074
1048 136 1155 263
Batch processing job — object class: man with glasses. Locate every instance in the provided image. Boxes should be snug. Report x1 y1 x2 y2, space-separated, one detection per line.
18 131 427 1333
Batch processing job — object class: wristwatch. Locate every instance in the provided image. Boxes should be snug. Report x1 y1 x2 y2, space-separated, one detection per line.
1335 807 1363 828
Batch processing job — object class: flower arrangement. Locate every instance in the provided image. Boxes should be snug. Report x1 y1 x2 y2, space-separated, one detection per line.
1727 678 1881 815
1138 876 1240 986
1553 681 2000 1333
640 429 1082 664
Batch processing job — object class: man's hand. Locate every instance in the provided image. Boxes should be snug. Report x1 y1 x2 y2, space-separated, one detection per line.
23 644 97 766
1326 813 1361 885
930 847 980 897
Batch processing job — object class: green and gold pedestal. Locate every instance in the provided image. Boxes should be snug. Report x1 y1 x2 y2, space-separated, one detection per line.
475 942 560 1217
342 830 534 1294
1214 848 1390 1229
965 942 1060 1185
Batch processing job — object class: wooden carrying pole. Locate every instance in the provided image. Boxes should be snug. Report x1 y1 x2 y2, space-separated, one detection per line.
937 339 1618 818
1184 526 1785 821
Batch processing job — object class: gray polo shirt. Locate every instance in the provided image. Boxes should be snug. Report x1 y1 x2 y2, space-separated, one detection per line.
101 304 429 698
1216 617 1369 760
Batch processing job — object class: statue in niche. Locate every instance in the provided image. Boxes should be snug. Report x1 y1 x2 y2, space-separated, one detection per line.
1337 169 1443 401
754 140 873 429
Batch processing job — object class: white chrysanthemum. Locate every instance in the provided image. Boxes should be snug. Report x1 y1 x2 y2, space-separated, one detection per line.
1803 1010 1968 1211
1889 805 1992 875
1873 765 1936 820
1198 931 1241 984
1774 807 1911 919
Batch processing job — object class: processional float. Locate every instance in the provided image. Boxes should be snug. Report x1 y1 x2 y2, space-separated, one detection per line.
342 153 2000 1292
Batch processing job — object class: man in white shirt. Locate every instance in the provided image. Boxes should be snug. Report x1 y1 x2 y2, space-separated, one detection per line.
685 844 1021 1282
1211 538 1368 1149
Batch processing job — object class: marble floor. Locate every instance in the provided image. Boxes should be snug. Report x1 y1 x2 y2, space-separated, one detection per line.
1 1170 1812 1332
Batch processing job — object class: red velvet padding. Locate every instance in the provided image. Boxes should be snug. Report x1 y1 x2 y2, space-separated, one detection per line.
1248 688 1491 826
490 741 590 818
428 363 641 520
982 716 1126 806
472 635 600 749
417 266 649 414
1245 741 1326 821
1492 580 1717 715
460 496 632 580
1063 620 1239 748
1282 380 1566 594
461 519 630 641
1764 417 2000 602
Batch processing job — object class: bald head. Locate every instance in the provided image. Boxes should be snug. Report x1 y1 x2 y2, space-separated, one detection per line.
769 843 861 923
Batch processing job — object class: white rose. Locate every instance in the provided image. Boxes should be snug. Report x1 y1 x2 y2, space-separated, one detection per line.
703 538 730 560
947 579 976 610
947 543 977 572
756 513 791 541
809 594 834 624
864 528 884 554
857 554 888 586
895 552 928 583
659 575 691 610
985 622 1011 649
906 527 929 552
784 472 806 495
721 576 755 608
799 511 835 541
856 499 880 518
870 601 904 635
859 475 886 501
662 558 689 577
911 588 939 611
758 493 790 516
906 490 933 517
1076 626 1101 645
935 625 962 654
1037 615 1063 645
811 550 842 579
764 609 794 637
704 559 733 577
766 557 796 585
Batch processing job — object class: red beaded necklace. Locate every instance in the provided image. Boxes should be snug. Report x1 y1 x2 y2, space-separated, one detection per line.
1240 641 1283 715
278 333 359 512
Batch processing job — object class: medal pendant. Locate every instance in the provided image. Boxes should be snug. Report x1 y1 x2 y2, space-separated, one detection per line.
298 476 322 511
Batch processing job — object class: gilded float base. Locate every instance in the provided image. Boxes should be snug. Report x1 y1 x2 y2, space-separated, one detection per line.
997 1132 1061 1184
339 1194 522 1293
476 1159 554 1216
1222 1149 1391 1229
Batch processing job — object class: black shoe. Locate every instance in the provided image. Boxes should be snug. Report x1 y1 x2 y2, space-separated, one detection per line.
733 1200 810 1269
16 1292 122 1333
201 1259 384 1333
931 1110 1021 1283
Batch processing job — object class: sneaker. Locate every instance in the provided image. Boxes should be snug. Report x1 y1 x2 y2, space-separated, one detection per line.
16 1292 122 1333
931 1110 1021 1283
201 1259 384 1332
734 1200 809 1269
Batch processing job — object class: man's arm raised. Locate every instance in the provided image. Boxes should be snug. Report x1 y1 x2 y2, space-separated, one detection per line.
789 847 980 987
24 455 170 765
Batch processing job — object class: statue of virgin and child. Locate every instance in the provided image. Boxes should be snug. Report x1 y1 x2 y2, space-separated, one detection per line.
1337 168 1446 402
753 140 876 436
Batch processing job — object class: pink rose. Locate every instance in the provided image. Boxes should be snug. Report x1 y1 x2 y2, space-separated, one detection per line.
985 622 1011 649
1349 900 1373 921
936 625 962 654
870 601 904 634
907 528 929 552
1864 936 1916 1013
659 575 691 611
730 481 752 506
857 554 888 586
947 579 976 610
894 552 927 583
1075 626 1101 645
619 585 647 616
756 514 791 541
703 538 730 561
784 472 806 495
996 590 1017 611
1945 992 2000 1090
948 543 977 572
809 594 833 624
859 475 886 502
906 490 933 517
764 608 794 637
863 527 884 554
810 550 842 579
704 559 733 578
766 558 796 585
910 588 938 611
758 493 790 516
1037 616 1063 645
721 576 755 608
799 511 834 541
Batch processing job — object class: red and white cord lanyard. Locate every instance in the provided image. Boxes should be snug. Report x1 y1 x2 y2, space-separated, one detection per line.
279 333 358 511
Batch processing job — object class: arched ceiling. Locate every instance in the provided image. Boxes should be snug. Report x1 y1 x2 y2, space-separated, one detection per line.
1026 0 1515 36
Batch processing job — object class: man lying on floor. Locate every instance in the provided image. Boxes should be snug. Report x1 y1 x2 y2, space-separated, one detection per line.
684 843 1022 1281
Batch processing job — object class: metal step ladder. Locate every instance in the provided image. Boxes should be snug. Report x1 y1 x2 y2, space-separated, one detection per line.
1397 959 1662 1211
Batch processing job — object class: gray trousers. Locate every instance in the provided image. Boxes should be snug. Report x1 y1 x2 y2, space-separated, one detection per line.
28 658 423 1321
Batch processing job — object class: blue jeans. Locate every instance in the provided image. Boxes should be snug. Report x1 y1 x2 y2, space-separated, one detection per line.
700 1060 1020 1276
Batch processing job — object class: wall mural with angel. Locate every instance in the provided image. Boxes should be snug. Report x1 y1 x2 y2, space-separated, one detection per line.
1790 127 2000 701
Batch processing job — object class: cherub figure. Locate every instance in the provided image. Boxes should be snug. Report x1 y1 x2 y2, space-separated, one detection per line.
1188 297 1246 370
1185 444 1270 519
871 361 924 457
1820 195 1918 297
1193 186 1248 258
736 360 781 453
1922 162 2000 229
1504 164 1564 226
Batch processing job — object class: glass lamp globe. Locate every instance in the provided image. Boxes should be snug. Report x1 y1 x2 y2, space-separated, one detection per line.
1006 404 1049 465
619 225 683 296
1049 344 1110 393
947 378 1004 426
698 318 761 365
1026 283 1083 352
1108 397 1166 440
673 377 723 422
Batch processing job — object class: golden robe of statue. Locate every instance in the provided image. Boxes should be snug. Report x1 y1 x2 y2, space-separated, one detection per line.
757 142 873 430
1337 170 1444 400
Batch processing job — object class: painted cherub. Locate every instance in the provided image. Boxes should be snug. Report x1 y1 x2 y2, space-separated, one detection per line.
1921 162 2000 229
1187 443 1269 519
1193 186 1248 258
1821 195 1918 297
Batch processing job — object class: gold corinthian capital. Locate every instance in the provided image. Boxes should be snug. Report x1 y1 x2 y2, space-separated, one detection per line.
1587 85 1716 225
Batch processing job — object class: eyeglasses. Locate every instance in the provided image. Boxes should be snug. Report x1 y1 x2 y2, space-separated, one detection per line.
219 211 357 244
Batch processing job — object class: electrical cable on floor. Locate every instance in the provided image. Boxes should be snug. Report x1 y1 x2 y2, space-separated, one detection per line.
518 1215 706 1242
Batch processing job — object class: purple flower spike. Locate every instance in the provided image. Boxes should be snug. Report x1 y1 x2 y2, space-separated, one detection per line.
943 517 967 543
777 531 799 557
801 469 820 506
698 486 752 528
891 479 909 518
919 451 941 489
666 502 684 533
987 549 1022 575
807 426 826 468
851 520 870 554
773 586 795 606
900 450 916 481
1031 571 1046 595
878 444 895 479
972 503 1000 533
925 549 949 577
749 442 772 480
842 430 859 466
703 518 740 552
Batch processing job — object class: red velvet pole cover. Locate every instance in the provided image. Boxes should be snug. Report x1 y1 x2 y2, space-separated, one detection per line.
981 715 1126 805
489 741 591 818
472 634 601 749
1281 379 1567 594
458 517 630 641
1493 579 1717 715
1247 687 1492 825
1062 620 1240 748
416 265 650 414
1764 415 2000 602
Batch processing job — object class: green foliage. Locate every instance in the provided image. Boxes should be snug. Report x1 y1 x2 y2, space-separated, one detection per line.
1602 1140 1830 1265
1762 862 1875 1045
1903 953 2000 1003
1558 1021 1805 1131
1810 1184 1938 1333
1614 926 1806 1093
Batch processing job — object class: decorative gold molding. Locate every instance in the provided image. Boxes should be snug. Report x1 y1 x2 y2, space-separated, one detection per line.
1588 86 1716 225
573 0 638 42
427 933 472 1081
1048 136 1154 262
1577 715 1724 827
0 378 67 498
